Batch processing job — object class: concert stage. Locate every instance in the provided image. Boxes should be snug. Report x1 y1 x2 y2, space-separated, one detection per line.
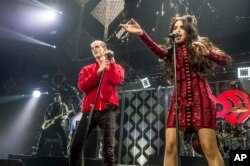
4 154 230 166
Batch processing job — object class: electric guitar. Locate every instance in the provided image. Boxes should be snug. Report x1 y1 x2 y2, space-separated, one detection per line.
41 110 73 130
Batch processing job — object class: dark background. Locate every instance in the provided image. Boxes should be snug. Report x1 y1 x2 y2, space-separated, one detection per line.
0 0 250 159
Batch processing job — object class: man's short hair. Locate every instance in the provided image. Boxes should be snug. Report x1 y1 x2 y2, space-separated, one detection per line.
90 40 107 48
54 92 61 97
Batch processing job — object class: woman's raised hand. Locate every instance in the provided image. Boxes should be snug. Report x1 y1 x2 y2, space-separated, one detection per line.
120 18 143 35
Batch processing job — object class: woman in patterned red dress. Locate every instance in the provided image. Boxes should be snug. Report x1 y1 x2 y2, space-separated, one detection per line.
121 15 231 166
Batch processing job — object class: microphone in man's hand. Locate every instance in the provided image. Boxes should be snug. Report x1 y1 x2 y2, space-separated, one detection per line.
168 32 180 38
105 50 114 59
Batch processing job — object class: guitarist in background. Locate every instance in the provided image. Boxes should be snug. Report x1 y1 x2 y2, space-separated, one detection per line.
36 92 69 156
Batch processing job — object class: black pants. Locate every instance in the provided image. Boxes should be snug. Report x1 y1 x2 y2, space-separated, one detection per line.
37 124 68 155
69 105 116 166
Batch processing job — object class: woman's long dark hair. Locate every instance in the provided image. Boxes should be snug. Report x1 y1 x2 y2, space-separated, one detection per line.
163 15 231 83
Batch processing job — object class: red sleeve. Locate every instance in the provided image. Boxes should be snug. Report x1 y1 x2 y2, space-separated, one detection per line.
138 31 167 59
77 66 100 94
208 49 231 66
107 63 124 85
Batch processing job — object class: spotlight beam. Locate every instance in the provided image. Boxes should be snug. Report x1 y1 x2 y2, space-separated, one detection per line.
0 97 39 156
18 0 62 14
0 95 28 104
0 26 55 48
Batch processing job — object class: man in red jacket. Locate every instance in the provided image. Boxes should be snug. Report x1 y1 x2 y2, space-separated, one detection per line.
69 40 124 166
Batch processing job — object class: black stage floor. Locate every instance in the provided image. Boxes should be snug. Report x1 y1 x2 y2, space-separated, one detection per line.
3 154 230 166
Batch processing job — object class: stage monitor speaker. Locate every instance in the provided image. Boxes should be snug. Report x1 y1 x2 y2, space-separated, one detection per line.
0 159 25 166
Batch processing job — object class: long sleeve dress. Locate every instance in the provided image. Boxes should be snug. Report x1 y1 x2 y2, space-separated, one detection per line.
138 32 231 130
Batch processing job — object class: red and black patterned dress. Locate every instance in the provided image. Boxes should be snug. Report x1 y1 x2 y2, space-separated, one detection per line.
139 32 230 130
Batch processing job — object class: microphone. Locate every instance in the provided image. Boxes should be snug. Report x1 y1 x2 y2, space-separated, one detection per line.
168 32 180 38
105 50 114 59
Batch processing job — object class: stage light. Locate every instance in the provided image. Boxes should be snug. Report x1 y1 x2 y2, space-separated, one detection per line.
140 77 151 89
37 10 59 23
43 11 56 21
32 90 41 98
238 67 250 78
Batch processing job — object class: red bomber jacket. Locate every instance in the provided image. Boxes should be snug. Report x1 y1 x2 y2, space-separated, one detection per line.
78 62 124 112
